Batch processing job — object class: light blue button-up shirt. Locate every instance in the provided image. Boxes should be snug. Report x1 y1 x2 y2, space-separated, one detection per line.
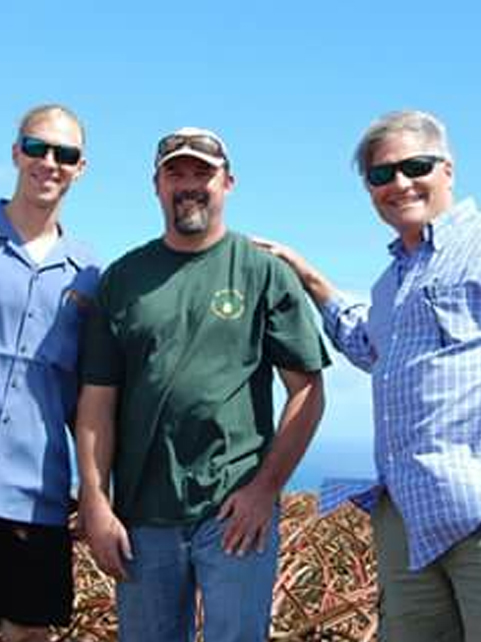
321 198 481 569
0 200 99 525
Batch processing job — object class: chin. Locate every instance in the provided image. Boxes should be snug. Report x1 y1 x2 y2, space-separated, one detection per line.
177 226 209 236
32 195 62 208
386 207 429 224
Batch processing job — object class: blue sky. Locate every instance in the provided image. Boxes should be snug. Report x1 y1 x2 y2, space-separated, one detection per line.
1 1 480 488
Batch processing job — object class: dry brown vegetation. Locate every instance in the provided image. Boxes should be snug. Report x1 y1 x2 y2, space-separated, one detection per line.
52 493 378 642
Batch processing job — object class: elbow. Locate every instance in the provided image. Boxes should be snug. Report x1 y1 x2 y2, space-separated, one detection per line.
317 376 326 424
307 371 326 427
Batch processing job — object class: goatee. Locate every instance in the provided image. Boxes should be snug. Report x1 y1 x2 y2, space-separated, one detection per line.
173 190 210 235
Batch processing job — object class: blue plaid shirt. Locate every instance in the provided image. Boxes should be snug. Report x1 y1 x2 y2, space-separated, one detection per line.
321 198 481 570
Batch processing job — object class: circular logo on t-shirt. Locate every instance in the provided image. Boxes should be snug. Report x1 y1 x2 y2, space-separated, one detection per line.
211 289 245 319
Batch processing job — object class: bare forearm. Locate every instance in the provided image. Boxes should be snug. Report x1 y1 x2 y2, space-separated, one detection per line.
76 385 117 500
253 238 338 306
219 371 324 555
77 426 113 499
300 262 337 307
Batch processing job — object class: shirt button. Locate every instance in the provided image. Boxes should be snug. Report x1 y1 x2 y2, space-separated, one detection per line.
19 346 27 354
2 415 10 425
27 311 34 319
11 380 18 389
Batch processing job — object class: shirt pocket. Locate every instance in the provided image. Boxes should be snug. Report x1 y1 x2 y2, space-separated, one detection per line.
40 297 84 372
423 283 481 346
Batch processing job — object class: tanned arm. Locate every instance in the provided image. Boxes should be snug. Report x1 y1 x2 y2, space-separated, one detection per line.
75 384 132 579
219 368 325 555
253 238 338 306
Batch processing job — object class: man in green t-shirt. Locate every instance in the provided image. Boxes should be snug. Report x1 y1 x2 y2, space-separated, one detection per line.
76 127 329 642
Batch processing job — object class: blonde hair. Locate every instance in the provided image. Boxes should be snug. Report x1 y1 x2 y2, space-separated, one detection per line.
18 104 85 145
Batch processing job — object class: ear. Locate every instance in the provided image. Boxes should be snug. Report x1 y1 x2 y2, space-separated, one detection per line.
224 171 235 193
442 158 454 189
11 142 21 168
443 159 454 179
72 157 87 181
153 170 161 196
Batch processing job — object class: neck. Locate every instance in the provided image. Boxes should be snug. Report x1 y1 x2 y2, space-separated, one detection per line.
163 224 227 253
5 194 61 242
401 197 455 253
401 230 423 254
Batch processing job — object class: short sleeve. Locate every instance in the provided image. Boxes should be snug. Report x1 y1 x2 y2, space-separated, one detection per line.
80 277 125 386
264 259 331 371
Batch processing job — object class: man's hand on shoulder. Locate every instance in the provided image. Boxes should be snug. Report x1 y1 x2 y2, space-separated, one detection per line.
252 236 336 305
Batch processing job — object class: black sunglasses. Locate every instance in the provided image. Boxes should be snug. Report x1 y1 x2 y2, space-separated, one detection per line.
156 134 226 164
19 135 82 166
366 155 445 187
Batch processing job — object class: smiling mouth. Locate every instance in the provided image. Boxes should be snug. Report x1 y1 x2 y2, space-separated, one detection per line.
173 191 209 207
32 170 59 183
388 193 425 207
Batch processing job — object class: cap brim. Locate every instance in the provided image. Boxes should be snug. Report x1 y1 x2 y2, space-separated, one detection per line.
157 148 225 168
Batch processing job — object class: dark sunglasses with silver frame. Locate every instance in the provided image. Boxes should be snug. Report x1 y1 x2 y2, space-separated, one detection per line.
366 154 445 188
19 135 82 166
156 134 226 164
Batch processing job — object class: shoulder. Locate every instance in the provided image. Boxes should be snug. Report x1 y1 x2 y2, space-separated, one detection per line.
102 238 159 281
62 237 101 295
227 231 299 279
96 239 162 311
63 235 99 269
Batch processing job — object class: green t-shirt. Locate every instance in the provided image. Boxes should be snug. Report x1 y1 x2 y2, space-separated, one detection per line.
82 232 330 525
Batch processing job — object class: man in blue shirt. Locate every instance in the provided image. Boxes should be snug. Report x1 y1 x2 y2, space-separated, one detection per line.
256 110 481 642
0 105 99 642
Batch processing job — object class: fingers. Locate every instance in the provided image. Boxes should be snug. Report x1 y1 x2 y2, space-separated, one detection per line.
88 518 132 580
221 512 250 555
217 495 234 521
253 521 269 554
219 494 271 556
251 236 272 248
222 515 270 556
95 536 129 580
119 528 134 561
73 511 86 540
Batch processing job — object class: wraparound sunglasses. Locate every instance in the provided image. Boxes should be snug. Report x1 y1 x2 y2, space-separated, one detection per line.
19 135 82 166
366 155 445 187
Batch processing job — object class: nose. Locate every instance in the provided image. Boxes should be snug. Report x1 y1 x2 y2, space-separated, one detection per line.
183 170 203 186
41 147 58 167
180 177 204 194
391 169 412 188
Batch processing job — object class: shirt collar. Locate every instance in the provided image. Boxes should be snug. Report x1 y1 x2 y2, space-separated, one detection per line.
0 199 90 269
429 198 478 250
388 198 478 258
0 199 19 242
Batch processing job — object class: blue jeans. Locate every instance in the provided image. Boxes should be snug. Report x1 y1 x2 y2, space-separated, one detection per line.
116 508 280 642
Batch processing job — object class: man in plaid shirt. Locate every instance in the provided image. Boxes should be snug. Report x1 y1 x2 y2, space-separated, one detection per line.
256 110 481 642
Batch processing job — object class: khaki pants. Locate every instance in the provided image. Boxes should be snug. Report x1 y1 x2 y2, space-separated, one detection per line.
372 493 481 642
0 620 50 642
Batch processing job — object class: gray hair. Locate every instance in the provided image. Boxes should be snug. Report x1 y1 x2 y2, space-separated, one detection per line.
18 104 86 146
353 110 452 177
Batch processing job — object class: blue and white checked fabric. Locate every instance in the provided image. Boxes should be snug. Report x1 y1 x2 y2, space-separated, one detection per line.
319 478 379 514
320 198 481 570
